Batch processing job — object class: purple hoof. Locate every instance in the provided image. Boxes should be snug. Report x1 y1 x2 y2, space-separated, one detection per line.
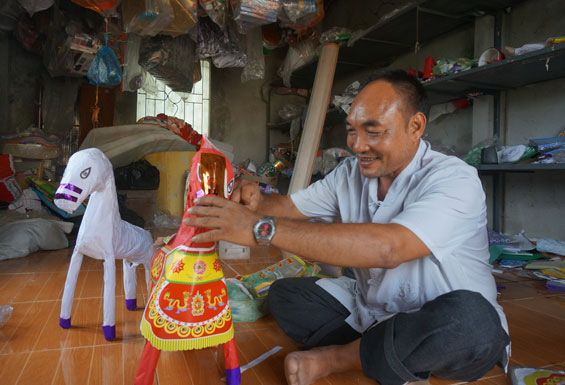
102 325 116 341
59 317 71 329
125 298 137 311
225 367 241 385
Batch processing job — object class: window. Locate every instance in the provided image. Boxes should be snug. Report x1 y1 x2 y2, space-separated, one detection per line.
136 60 210 136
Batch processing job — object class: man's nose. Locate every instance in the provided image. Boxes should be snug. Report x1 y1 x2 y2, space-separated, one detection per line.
351 133 370 153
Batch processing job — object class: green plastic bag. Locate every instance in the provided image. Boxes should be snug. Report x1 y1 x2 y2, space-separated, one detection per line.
226 279 268 323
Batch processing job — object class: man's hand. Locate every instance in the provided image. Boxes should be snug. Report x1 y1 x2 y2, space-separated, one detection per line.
183 196 261 246
231 179 262 211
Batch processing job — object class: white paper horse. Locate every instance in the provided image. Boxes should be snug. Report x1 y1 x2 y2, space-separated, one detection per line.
55 148 153 341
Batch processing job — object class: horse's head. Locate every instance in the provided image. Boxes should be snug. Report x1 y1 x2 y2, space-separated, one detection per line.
54 148 112 213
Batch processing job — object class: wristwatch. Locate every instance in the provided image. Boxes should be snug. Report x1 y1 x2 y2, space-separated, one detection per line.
253 216 276 246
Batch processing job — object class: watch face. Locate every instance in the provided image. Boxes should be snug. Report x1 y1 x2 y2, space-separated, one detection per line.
259 222 274 238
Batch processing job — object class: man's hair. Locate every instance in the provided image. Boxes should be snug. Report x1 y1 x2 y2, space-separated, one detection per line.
358 69 430 119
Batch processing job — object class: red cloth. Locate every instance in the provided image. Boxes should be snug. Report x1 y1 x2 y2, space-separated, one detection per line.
0 154 22 202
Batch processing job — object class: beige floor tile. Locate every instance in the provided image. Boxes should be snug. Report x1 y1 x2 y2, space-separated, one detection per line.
155 350 194 385
234 329 286 385
0 274 33 304
0 302 30 351
0 352 30 385
80 270 105 299
52 347 93 385
508 295 565 321
123 339 146 384
89 344 124 385
33 300 70 351
16 349 61 385
1 300 56 354
65 298 101 348
181 347 225 385
35 271 67 301
12 273 51 303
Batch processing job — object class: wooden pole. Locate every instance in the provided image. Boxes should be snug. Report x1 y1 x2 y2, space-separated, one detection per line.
287 43 340 195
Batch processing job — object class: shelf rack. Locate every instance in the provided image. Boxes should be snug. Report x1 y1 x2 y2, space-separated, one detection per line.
281 0 524 88
424 44 565 104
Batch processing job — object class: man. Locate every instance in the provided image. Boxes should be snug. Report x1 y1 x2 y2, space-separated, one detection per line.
184 70 510 385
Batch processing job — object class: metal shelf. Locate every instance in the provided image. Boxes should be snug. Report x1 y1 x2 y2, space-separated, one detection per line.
425 44 565 104
477 163 565 172
280 0 524 88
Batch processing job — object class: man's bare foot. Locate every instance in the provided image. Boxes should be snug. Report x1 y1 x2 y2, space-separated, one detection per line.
284 348 335 385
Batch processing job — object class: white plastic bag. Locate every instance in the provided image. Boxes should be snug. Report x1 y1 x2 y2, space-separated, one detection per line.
0 219 73 261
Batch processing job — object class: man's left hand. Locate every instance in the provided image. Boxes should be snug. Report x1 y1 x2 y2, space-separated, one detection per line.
183 196 261 246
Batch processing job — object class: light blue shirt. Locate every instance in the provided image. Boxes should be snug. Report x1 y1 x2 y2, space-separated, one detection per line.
291 140 509 350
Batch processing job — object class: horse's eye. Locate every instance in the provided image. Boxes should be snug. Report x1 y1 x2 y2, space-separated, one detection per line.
80 167 91 179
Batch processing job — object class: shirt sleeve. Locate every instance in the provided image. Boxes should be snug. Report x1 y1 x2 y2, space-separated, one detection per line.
390 167 487 263
289 161 347 221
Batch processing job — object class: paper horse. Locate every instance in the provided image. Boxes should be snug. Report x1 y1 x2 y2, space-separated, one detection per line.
54 148 153 341
135 138 240 385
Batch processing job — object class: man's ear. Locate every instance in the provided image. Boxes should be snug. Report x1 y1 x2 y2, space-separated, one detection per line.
408 112 426 141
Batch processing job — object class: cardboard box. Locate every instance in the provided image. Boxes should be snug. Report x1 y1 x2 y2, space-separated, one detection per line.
218 241 250 260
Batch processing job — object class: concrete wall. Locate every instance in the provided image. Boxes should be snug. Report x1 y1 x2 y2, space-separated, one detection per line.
0 34 42 133
497 0 565 238
209 49 295 167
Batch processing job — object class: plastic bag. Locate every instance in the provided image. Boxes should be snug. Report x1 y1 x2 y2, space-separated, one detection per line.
199 0 226 27
319 27 351 45
432 58 477 77
139 34 196 93
233 0 279 25
161 0 197 37
0 305 13 328
87 43 122 87
462 136 499 167
114 160 160 190
278 0 323 34
241 27 265 82
280 0 315 24
18 0 53 15
226 279 268 322
278 103 305 120
121 0 174 37
197 18 247 68
122 33 144 92
279 37 319 87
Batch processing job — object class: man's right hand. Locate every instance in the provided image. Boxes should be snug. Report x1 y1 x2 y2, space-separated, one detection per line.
231 179 262 211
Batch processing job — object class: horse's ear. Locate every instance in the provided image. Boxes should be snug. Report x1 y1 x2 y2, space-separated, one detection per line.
80 167 91 179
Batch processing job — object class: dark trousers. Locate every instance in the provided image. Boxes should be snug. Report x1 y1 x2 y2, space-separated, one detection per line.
268 277 510 385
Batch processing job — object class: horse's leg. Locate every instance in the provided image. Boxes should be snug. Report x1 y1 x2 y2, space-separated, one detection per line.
223 337 241 385
59 248 84 328
123 259 137 310
134 340 161 385
102 257 117 341
143 261 152 298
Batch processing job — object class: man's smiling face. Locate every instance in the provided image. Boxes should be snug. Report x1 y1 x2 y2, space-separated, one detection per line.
346 80 423 180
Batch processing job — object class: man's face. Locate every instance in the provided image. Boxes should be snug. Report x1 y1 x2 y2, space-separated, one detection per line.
346 80 421 179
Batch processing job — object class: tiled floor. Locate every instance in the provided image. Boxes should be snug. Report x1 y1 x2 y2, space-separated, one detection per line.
0 240 564 385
